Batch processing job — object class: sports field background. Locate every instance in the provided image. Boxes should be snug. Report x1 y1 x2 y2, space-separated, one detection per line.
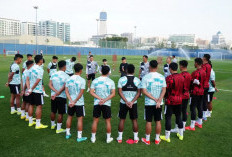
0 55 232 157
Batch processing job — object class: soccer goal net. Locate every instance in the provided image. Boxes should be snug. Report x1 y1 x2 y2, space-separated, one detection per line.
198 52 223 60
6 51 18 56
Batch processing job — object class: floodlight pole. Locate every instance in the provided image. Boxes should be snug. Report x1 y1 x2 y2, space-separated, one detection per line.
34 6 38 54
96 19 99 35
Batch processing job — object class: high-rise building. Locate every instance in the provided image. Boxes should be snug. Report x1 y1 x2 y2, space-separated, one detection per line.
21 22 36 36
99 11 107 35
121 33 133 43
168 34 196 47
0 18 21 36
39 20 70 42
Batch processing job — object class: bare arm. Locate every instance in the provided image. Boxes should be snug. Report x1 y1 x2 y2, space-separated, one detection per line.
139 69 142 78
47 68 50 74
65 87 75 107
7 72 14 85
101 89 115 104
142 88 158 102
49 80 59 94
156 87 166 108
90 88 103 100
73 89 84 103
131 89 141 104
118 88 129 104
26 76 30 90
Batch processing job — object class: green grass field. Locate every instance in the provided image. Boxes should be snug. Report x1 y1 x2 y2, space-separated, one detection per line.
0 55 232 157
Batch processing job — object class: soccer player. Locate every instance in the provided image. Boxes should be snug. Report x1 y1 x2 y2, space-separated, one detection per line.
22 54 33 72
65 57 76 76
202 54 212 121
87 51 92 62
141 60 166 145
171 60 191 133
119 57 128 77
117 64 141 144
163 56 171 78
99 59 111 75
139 55 149 80
21 60 34 120
185 58 206 131
207 62 217 117
172 55 177 63
49 60 69 134
26 55 48 129
86 55 99 92
6 54 23 115
90 66 115 143
160 63 185 143
65 63 87 142
47 56 58 77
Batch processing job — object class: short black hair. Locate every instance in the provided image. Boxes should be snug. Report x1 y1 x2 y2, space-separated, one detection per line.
102 66 110 75
127 64 135 74
26 60 34 67
53 56 58 60
143 55 148 59
121 57 126 60
209 60 213 68
71 57 76 62
58 60 66 69
14 54 23 60
179 60 188 68
169 62 178 71
34 55 43 64
203 54 211 61
89 55 93 58
27 54 33 57
195 58 203 65
172 55 176 58
74 63 83 72
149 60 158 68
102 59 107 62
43 58 45 63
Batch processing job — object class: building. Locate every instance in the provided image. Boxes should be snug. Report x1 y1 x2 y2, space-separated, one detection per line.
121 33 133 43
0 18 21 36
196 38 210 49
99 11 107 35
90 34 118 45
168 34 196 47
211 31 226 45
21 22 36 36
39 20 70 42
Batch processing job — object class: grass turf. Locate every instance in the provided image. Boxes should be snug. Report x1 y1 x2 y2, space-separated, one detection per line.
0 55 232 157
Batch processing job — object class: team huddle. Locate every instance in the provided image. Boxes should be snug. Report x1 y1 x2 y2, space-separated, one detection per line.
6 52 217 145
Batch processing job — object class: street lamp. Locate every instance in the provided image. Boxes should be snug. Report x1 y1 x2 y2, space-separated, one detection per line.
96 19 99 35
33 6 38 54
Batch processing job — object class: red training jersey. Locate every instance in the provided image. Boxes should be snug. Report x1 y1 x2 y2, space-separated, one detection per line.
165 73 185 105
190 68 206 96
181 71 191 99
202 63 211 89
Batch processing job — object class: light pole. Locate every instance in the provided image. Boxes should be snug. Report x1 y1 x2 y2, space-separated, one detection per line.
33 6 38 54
134 26 137 47
96 19 99 35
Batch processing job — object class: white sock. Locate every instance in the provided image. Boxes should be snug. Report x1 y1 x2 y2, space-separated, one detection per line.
118 132 123 140
77 131 82 138
91 133 96 139
198 118 203 125
17 108 21 112
26 112 29 119
179 128 184 136
133 132 138 140
29 116 33 124
51 121 55 126
36 119 41 127
183 121 186 131
175 124 178 129
11 107 15 112
21 110 25 116
203 111 206 118
57 123 62 130
190 120 195 128
66 128 71 135
165 130 170 139
146 134 150 141
106 133 111 140
155 134 160 141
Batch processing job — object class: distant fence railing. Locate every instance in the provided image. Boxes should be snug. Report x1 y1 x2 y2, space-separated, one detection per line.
0 43 148 56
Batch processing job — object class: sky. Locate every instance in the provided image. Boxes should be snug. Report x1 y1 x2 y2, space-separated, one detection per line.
0 0 232 41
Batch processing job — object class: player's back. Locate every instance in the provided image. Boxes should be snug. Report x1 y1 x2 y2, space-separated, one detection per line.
181 71 191 99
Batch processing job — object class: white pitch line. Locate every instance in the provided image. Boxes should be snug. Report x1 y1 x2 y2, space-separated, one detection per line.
217 89 232 92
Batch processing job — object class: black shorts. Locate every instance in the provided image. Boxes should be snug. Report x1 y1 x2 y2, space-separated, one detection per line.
9 84 20 94
51 97 66 114
68 105 85 117
30 92 44 106
88 73 95 80
208 92 214 102
93 105 111 119
23 95 30 103
118 103 138 120
67 73 74 77
144 106 162 122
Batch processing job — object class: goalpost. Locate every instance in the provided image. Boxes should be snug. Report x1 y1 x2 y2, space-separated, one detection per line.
198 52 223 60
6 51 18 56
